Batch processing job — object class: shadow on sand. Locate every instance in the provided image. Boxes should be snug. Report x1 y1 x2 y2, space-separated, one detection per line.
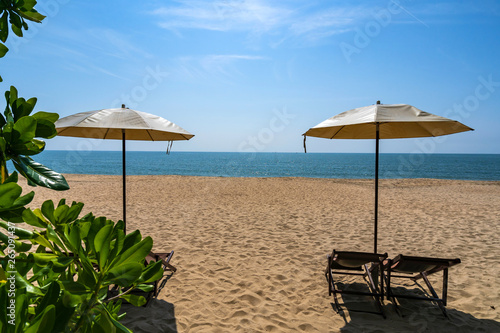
332 282 500 333
119 299 177 333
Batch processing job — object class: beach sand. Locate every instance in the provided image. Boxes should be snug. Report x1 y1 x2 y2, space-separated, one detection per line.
21 175 500 332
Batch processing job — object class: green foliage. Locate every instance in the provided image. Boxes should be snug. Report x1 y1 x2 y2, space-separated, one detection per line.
0 198 164 332
0 0 46 81
0 86 69 190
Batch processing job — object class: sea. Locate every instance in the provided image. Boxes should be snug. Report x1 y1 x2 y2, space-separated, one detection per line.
16 151 500 181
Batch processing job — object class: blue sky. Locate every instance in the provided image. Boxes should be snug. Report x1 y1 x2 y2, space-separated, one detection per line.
2 0 499 153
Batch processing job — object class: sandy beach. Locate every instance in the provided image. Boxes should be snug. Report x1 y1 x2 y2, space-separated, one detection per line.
21 175 500 332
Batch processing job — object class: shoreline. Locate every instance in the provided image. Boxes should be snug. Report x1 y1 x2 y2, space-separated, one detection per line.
59 173 500 182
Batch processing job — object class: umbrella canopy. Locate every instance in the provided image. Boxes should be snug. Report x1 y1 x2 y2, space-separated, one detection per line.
304 103 472 140
304 101 473 253
56 107 194 141
55 105 194 232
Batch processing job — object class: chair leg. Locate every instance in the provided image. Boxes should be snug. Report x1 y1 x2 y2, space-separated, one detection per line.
442 268 448 306
364 264 386 319
384 261 402 317
421 272 448 318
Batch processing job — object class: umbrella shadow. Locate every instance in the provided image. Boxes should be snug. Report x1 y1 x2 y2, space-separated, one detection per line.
333 282 500 333
119 299 178 333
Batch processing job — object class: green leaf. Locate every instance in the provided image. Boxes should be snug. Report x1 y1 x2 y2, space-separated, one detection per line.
3 171 18 184
0 207 26 222
76 259 97 289
95 224 113 270
0 12 8 43
105 309 133 333
53 204 69 224
41 200 55 222
12 156 69 191
13 116 37 142
25 304 55 333
121 294 147 307
68 226 81 252
15 4 46 24
12 98 35 122
134 284 154 293
14 292 28 332
9 12 24 37
0 221 33 239
30 231 53 250
120 230 142 255
10 139 45 155
0 182 22 210
0 231 31 252
107 228 124 269
104 263 143 286
112 236 153 267
14 271 43 295
22 208 48 228
61 289 84 308
45 225 66 250
62 202 84 224
138 260 163 284
2 122 14 143
29 253 57 266
12 190 34 208
34 118 57 138
32 110 58 123
36 282 60 317
59 280 91 295
0 43 7 58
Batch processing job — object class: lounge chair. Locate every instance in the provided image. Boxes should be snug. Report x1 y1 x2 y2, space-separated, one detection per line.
382 254 461 318
326 250 388 317
145 251 177 302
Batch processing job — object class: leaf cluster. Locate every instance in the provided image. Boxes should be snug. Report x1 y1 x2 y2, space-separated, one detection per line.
0 86 69 190
0 0 46 81
0 195 164 332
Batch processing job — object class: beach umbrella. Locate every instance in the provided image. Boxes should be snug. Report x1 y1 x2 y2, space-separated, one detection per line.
303 101 473 253
55 105 194 233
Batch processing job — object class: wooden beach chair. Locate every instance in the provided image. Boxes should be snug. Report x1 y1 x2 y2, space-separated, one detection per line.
145 251 177 302
326 250 388 318
382 254 461 318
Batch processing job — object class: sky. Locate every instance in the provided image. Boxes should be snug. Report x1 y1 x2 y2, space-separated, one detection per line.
2 0 500 154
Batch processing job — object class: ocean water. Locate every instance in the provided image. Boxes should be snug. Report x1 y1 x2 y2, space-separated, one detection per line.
14 151 500 181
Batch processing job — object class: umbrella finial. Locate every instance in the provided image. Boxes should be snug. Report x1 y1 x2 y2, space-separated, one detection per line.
376 100 381 105
121 104 126 109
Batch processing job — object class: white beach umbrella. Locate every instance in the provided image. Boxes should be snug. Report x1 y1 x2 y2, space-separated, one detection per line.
55 105 195 232
303 101 473 253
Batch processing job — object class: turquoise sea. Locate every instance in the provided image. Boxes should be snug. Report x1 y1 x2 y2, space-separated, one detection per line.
20 151 500 181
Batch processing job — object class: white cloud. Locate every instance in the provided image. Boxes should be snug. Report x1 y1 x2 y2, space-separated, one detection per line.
150 1 377 46
173 54 267 81
152 0 292 32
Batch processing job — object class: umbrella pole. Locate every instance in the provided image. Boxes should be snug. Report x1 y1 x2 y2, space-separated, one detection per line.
374 123 379 254
122 129 127 234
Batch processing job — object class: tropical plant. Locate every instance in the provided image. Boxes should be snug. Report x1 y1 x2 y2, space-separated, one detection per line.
0 86 69 190
1 198 163 332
